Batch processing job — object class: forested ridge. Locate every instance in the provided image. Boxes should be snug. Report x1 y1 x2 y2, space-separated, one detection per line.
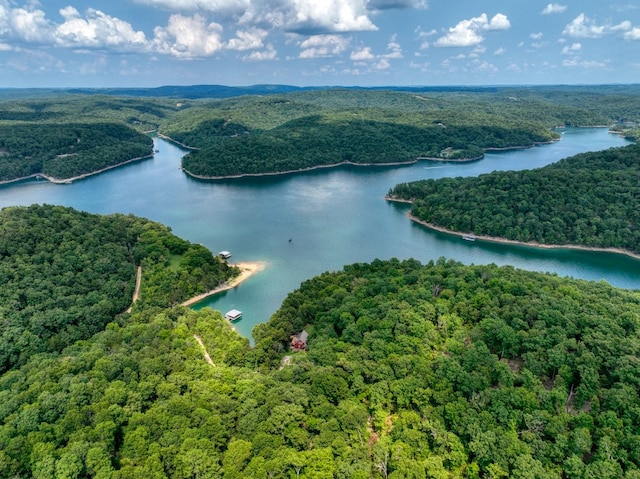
0 204 238 375
2 206 640 478
160 87 640 178
2 86 640 181
388 143 640 254
0 94 182 182
0 123 153 182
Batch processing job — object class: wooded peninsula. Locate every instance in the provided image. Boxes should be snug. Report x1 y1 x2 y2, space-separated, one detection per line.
387 143 640 256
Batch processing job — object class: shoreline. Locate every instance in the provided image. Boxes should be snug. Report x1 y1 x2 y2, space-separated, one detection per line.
0 153 154 186
181 261 266 307
406 211 640 261
385 197 640 261
181 158 420 180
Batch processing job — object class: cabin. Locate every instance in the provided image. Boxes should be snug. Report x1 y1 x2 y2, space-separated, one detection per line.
224 309 242 322
290 330 308 351
218 251 232 259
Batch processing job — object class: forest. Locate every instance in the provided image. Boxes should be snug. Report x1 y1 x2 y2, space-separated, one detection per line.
387 143 640 254
0 204 238 375
0 123 153 182
2 85 640 180
1 207 640 478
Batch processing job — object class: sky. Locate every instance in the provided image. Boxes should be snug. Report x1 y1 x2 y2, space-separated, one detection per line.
0 0 639 88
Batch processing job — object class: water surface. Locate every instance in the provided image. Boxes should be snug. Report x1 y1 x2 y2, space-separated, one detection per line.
0 128 636 338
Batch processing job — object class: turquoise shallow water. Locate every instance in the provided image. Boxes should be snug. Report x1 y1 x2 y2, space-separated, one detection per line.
0 127 637 339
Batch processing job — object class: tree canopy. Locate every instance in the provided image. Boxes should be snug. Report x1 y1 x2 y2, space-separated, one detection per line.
2 206 640 479
388 143 640 254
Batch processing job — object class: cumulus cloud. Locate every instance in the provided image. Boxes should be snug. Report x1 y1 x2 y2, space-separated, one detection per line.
136 0 377 34
530 32 543 40
563 14 634 39
563 14 606 38
367 0 427 10
541 4 567 15
226 27 267 50
56 7 147 49
625 27 640 40
561 42 581 54
298 34 351 58
435 13 510 47
242 43 277 61
152 14 224 58
350 46 374 61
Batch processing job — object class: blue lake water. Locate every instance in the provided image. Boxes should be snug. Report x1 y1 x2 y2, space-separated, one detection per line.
0 127 637 339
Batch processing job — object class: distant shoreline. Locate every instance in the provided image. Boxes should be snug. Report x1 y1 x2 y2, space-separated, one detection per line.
385 197 640 261
0 153 153 186
181 261 266 307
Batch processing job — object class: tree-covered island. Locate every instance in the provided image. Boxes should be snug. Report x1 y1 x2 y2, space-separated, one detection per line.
387 143 640 256
1 206 640 478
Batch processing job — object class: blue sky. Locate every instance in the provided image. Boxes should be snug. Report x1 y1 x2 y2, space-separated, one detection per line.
1 0 639 88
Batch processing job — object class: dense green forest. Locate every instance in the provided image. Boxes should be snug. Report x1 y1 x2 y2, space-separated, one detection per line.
0 204 238 375
2 206 640 477
2 86 640 180
387 143 640 254
0 123 153 182
181 115 546 177
159 87 640 178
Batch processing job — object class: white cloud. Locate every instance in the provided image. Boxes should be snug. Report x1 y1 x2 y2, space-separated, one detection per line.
563 14 635 39
367 0 427 10
530 32 543 40
373 58 390 70
382 34 402 58
9 6 52 43
242 43 277 61
435 13 510 47
561 42 581 54
226 27 267 50
562 58 607 68
541 4 568 15
298 34 351 58
415 27 436 49
350 46 374 60
55 7 147 49
494 47 505 55
625 27 640 40
152 14 224 58
563 14 606 38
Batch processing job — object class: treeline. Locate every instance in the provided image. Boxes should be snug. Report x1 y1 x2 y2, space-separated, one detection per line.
0 123 153 182
0 204 237 375
3 254 640 478
388 143 640 254
0 95 179 132
180 115 555 177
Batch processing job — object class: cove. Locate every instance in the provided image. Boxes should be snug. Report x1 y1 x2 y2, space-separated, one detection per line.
0 127 637 338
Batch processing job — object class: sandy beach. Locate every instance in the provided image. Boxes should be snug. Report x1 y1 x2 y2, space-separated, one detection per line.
181 261 266 307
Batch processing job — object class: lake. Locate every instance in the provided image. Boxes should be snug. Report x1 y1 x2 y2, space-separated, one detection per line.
0 127 637 339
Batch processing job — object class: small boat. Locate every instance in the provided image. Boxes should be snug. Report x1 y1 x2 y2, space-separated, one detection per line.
462 234 476 242
225 309 242 322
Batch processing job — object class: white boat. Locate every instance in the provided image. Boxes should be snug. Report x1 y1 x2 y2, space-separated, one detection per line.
224 309 242 322
462 234 476 242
